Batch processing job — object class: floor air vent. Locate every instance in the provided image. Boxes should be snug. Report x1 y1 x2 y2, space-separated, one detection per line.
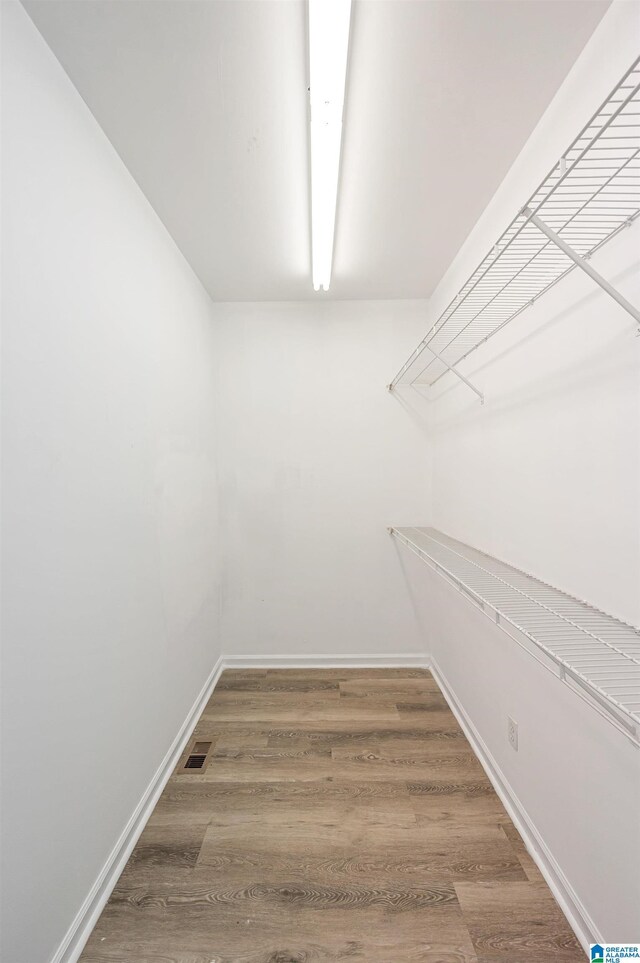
178 740 213 774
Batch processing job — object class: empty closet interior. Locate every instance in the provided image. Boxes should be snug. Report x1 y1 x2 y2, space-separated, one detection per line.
1 1 639 962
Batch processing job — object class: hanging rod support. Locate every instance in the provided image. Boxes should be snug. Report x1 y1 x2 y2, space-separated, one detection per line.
523 207 640 328
427 348 484 404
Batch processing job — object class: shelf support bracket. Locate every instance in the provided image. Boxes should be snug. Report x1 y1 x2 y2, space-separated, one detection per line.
427 348 484 404
523 207 640 328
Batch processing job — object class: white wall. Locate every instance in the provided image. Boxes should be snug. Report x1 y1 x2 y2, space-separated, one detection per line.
388 0 640 945
1 5 221 962
409 0 640 626
430 224 640 626
216 300 432 660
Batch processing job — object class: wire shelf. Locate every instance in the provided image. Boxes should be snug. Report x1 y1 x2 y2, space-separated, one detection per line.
391 527 640 745
391 57 640 391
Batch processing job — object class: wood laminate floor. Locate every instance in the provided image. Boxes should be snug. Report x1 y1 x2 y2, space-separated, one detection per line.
80 668 585 962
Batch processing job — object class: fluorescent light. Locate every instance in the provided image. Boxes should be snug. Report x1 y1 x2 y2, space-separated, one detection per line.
308 0 352 292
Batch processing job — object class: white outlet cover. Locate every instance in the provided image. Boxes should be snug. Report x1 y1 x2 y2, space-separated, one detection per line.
508 716 518 751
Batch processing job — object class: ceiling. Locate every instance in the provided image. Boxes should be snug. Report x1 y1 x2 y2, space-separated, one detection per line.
23 0 611 302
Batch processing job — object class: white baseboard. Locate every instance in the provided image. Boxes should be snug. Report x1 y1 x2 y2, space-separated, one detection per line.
222 654 429 669
429 658 600 953
52 655 225 963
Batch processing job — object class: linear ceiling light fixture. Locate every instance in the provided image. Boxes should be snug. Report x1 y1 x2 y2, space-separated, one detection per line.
308 0 352 292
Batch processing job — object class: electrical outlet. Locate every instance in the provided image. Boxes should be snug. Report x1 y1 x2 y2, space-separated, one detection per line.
508 716 518 751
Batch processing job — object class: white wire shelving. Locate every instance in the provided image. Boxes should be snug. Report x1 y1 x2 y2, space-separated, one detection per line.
390 527 640 746
389 57 640 401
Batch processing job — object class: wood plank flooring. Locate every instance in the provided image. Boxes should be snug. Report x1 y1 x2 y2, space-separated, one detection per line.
79 668 585 962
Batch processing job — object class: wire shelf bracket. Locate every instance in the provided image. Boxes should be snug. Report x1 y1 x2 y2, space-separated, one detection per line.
390 526 640 747
389 57 640 401
388 347 484 403
524 206 640 326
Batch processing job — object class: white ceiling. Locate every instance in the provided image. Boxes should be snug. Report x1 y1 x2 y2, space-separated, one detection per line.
23 0 610 302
